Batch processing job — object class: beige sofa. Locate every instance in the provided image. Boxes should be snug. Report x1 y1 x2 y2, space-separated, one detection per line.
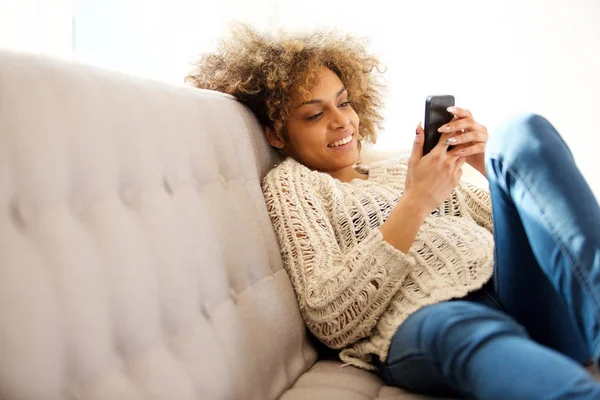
0 50 454 400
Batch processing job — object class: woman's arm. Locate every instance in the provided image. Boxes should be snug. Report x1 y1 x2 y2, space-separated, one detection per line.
381 122 468 252
379 192 429 253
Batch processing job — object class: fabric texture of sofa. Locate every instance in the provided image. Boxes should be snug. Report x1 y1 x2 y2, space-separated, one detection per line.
0 50 456 399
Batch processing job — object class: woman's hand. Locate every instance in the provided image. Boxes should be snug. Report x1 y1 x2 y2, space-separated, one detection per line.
380 124 465 253
404 123 467 215
438 107 488 177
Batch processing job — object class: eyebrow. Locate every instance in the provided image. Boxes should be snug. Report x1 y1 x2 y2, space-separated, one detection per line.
295 87 347 109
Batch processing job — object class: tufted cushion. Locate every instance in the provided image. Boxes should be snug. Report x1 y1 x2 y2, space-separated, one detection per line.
0 50 320 400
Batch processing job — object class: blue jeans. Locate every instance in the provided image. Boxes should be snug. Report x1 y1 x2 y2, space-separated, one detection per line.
379 113 600 399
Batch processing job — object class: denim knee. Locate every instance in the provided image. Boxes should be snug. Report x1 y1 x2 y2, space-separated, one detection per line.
485 112 573 179
487 113 550 162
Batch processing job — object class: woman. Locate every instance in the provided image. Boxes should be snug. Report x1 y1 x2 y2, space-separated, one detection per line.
187 24 600 399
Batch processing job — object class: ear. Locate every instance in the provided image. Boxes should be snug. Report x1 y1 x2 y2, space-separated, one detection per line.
264 126 285 149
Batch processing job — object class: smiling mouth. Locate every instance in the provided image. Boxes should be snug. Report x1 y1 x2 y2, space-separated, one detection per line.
328 134 353 148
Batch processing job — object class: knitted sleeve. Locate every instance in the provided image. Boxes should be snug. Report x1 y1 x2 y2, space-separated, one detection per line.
262 165 416 349
456 180 494 233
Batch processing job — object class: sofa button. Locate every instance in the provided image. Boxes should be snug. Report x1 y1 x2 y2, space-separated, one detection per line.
9 198 29 229
200 304 210 320
162 178 173 196
228 288 238 304
120 186 141 208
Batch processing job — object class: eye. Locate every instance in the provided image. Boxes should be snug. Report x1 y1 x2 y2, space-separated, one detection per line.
339 101 351 107
306 112 323 121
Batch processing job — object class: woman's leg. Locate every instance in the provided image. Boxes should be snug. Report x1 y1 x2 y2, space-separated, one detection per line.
380 299 600 399
485 113 600 363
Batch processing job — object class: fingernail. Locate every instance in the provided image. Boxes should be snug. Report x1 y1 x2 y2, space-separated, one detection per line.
444 137 458 144
447 106 457 113
438 125 452 133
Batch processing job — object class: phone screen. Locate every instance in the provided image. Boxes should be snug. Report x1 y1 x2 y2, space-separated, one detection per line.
423 95 455 155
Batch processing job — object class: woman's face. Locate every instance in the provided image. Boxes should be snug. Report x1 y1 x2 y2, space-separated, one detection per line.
275 67 361 175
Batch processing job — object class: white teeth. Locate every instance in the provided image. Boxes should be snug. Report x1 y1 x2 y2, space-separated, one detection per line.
328 135 353 148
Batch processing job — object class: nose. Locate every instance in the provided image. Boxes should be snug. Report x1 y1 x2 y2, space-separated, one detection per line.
330 108 350 129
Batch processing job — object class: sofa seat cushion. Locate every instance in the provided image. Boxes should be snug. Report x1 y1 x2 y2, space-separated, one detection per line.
280 360 456 400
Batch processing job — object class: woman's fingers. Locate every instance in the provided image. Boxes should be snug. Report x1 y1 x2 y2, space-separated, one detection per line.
450 142 487 157
410 122 425 161
431 106 489 174
439 108 488 140
416 122 425 136
444 129 487 146
438 117 485 135
432 130 464 155
447 106 473 119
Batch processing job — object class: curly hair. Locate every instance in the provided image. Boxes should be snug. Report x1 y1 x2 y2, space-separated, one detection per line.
186 23 385 150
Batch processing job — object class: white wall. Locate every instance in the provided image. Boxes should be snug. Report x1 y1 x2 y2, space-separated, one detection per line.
0 0 73 57
2 0 599 196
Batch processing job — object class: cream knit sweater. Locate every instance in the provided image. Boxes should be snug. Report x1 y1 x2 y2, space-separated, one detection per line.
262 155 495 371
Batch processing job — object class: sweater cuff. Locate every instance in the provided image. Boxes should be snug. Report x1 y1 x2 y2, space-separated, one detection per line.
361 229 416 276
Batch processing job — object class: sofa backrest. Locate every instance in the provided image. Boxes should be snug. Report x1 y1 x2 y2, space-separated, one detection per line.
0 50 317 400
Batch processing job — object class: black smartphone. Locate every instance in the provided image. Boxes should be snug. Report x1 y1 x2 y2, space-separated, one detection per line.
423 95 455 155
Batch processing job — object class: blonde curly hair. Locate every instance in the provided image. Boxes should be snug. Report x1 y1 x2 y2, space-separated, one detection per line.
186 23 385 150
